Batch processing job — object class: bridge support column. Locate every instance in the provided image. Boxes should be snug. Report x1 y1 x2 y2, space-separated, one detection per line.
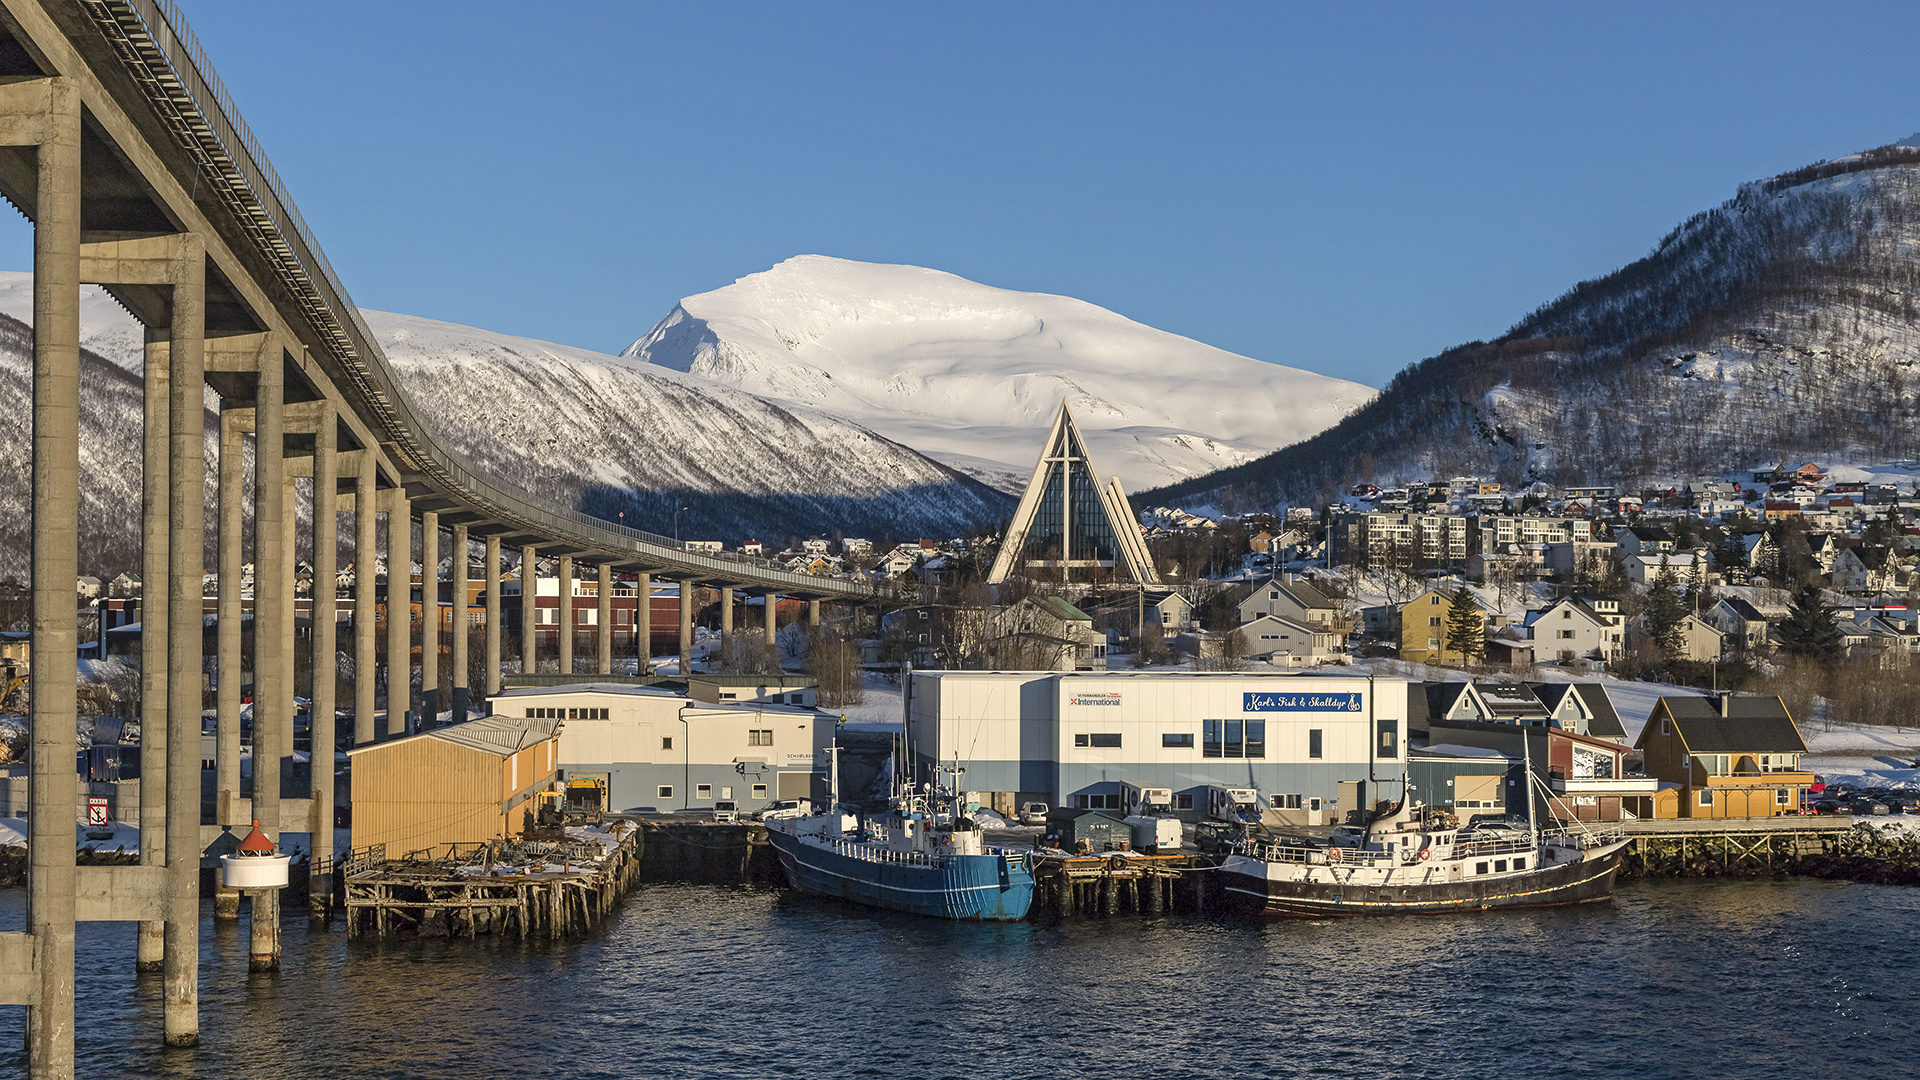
486 535 502 705
281 477 297 767
311 403 339 921
520 545 537 675
384 491 411 740
23 73 82 1080
252 338 287 973
420 511 438 724
680 581 695 676
808 599 821 629
163 234 207 1046
451 523 469 722
720 587 734 667
558 556 574 674
355 457 379 746
598 563 613 675
764 592 778 650
136 322 171 974
636 571 651 674
215 406 245 917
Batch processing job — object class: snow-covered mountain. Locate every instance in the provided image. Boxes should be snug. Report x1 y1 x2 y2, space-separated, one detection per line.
0 273 1011 579
1143 139 1920 510
365 309 1010 541
621 255 1374 493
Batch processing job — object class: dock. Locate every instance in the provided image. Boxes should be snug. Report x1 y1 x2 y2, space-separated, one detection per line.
1029 853 1215 919
341 822 642 940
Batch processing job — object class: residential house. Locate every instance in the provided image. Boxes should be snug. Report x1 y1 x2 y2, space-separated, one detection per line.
1832 545 1900 595
1707 597 1769 651
1622 551 1705 588
1520 595 1624 663
1235 614 1341 666
1635 695 1814 819
1525 682 1629 744
1397 587 1479 666
1236 575 1346 635
1673 614 1726 663
1140 589 1196 634
986 596 1104 671
1615 526 1676 557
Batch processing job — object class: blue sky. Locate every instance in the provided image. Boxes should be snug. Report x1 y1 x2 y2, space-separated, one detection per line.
8 1 1920 389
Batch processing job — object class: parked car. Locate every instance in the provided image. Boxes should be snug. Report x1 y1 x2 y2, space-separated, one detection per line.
1882 798 1911 815
1018 801 1050 826
1851 798 1890 816
1810 799 1845 815
1464 814 1531 834
712 799 738 823
1193 821 1247 855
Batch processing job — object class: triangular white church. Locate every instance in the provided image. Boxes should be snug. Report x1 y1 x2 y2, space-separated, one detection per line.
987 402 1161 587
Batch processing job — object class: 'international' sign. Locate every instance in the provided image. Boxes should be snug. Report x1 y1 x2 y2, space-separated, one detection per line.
1244 692 1363 713
1069 692 1122 706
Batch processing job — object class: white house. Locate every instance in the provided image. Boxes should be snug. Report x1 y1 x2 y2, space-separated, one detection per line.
1520 596 1624 662
1236 615 1340 666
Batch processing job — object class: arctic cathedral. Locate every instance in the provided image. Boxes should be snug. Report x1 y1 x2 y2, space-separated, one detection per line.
986 403 1161 587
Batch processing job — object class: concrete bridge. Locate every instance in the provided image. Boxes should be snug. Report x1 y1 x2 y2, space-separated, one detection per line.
0 1 882 1072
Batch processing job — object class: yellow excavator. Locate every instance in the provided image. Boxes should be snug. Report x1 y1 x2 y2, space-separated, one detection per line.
0 660 27 712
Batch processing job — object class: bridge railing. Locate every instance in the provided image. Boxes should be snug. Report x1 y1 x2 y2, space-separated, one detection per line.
105 1 876 600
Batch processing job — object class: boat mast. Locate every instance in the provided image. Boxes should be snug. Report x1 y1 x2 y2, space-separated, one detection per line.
1521 728 1537 835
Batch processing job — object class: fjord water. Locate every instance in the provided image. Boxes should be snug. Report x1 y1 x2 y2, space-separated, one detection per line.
2 879 1912 1079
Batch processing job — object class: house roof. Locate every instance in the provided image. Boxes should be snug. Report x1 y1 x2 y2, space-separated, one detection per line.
1717 597 1766 622
1475 682 1548 721
1033 596 1093 622
1569 684 1627 740
496 682 683 700
1648 695 1807 754
348 713 561 758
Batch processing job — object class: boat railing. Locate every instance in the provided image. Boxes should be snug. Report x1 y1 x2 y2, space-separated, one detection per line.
826 837 942 869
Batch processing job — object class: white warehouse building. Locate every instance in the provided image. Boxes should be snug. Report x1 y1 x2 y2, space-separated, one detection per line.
906 671 1409 825
496 682 830 814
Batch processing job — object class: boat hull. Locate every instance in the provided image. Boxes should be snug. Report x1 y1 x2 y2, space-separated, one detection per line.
1220 841 1629 918
766 827 1036 921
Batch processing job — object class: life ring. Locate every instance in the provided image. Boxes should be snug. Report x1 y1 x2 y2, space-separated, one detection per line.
1418 848 1431 861
1327 847 1342 863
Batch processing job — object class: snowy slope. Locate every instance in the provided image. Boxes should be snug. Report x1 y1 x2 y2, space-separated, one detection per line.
622 255 1375 492
362 309 1011 540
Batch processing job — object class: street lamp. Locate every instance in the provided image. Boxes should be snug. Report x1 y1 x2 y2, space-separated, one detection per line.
675 505 689 544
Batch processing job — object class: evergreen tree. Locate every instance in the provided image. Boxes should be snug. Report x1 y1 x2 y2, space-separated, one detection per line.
1777 583 1843 660
1442 584 1484 664
1644 559 1688 658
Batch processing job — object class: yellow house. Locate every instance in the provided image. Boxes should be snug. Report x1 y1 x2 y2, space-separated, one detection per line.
1398 587 1478 666
347 714 562 854
1634 695 1813 819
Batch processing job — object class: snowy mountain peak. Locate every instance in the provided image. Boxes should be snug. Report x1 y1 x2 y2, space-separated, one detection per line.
622 255 1373 491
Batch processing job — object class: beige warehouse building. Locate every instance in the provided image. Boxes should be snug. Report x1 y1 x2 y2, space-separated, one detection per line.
347 714 562 855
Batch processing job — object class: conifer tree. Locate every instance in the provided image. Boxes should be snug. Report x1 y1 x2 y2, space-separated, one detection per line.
1777 583 1842 660
1442 584 1484 664
1644 559 1687 658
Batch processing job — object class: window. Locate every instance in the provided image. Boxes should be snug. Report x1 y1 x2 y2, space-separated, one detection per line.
1272 794 1303 810
696 784 713 800
1224 719 1243 758
1429 616 1442 627
1090 733 1121 748
581 609 597 625
1428 638 1441 650
536 608 558 625
1308 729 1323 759
1514 858 1526 870
1660 718 1670 736
1203 720 1223 758
748 729 774 746
1475 861 1488 875
1377 719 1397 759
1699 788 1714 807
1561 610 1571 619
661 736 673 751
752 784 768 799
1173 794 1194 810
1163 733 1194 748
1431 595 1442 605
1495 859 1508 873
1245 719 1265 758
1559 629 1575 640
658 785 674 799
1776 788 1791 806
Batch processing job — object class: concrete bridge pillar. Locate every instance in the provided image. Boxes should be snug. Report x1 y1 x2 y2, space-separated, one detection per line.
215 406 246 919
720 586 734 665
252 337 287 973
355 457 378 748
310 403 338 920
486 535 502 704
598 563 613 675
680 580 696 676
520 545 537 676
136 325 171 974
20 74 82 1079
558 556 574 674
808 599 821 629
636 571 651 674
384 490 410 740
764 592 779 650
162 235 207 1044
451 523 469 722
281 476 297 767
420 511 438 723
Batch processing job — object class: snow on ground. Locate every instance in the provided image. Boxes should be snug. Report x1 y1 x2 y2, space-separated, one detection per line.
0 816 141 852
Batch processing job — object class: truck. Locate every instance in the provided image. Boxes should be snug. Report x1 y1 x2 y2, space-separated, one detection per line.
1119 782 1175 818
1120 782 1182 852
1207 785 1261 824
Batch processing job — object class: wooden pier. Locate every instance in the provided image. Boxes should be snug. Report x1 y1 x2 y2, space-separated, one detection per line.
343 823 643 940
1030 853 1214 919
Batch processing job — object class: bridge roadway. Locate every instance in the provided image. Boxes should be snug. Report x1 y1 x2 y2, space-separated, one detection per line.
0 1 883 1072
